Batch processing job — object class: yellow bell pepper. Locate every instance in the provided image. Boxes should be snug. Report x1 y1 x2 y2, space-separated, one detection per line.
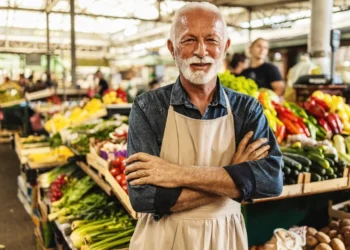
263 109 277 132
312 90 325 100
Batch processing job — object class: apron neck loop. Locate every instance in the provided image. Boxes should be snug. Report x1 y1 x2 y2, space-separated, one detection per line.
222 90 232 115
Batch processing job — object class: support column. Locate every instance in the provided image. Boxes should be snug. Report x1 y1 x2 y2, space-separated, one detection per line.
248 7 252 43
308 0 333 75
46 12 51 73
70 0 77 86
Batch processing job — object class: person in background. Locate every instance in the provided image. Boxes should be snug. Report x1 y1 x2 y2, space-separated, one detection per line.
242 38 285 96
148 79 160 90
230 53 248 76
95 70 109 96
18 74 28 88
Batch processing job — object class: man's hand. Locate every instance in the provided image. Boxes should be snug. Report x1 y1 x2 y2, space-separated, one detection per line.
125 153 182 188
232 131 270 165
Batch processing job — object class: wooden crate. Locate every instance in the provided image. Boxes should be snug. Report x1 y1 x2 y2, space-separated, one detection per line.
25 89 54 101
303 168 349 194
0 98 25 108
15 134 51 164
86 152 137 220
281 174 304 196
328 200 350 220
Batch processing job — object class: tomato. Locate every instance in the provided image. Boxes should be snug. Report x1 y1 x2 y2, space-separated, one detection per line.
120 161 126 172
121 179 127 186
115 174 125 184
112 156 125 169
110 167 121 177
122 184 128 194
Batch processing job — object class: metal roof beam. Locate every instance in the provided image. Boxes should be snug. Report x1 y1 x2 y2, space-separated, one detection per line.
46 0 61 13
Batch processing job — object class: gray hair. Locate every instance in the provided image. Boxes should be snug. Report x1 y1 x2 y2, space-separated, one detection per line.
169 2 228 45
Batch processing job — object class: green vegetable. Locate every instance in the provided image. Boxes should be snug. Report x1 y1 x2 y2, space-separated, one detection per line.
285 177 296 185
325 153 337 160
329 174 337 179
291 169 299 177
311 173 322 182
303 146 323 155
283 155 302 170
325 158 335 168
310 164 326 176
280 147 303 154
302 166 310 172
334 135 346 154
283 167 291 175
307 153 330 169
282 152 311 166
338 152 350 165
325 167 334 176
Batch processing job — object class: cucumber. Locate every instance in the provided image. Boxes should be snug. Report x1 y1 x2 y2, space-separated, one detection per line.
282 152 311 166
325 167 334 176
325 153 337 160
303 146 323 155
338 172 343 177
335 159 347 168
333 166 338 173
321 176 325 181
325 158 335 168
291 169 299 177
311 173 322 182
308 153 330 169
283 156 302 171
283 167 291 175
324 175 329 180
286 177 297 185
280 147 303 154
310 163 326 176
302 166 310 173
329 174 337 179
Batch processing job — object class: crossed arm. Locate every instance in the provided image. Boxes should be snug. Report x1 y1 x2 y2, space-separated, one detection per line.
126 101 282 214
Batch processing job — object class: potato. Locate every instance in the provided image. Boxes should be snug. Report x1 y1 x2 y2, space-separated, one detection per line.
344 231 350 246
307 227 318 236
340 226 350 234
329 230 338 239
316 232 331 244
307 236 319 247
340 219 350 228
315 243 333 250
331 238 346 250
321 227 331 234
330 220 340 230
337 234 345 242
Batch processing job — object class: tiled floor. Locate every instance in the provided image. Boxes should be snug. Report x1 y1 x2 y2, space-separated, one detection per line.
0 144 36 250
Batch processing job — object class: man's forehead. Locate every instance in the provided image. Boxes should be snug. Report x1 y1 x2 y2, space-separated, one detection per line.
175 10 225 36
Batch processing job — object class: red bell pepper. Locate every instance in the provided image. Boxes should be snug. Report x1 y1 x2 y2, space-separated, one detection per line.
317 117 332 132
310 96 330 111
280 117 303 134
304 100 327 117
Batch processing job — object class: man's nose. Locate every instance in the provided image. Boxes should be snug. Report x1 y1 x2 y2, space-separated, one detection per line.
194 41 208 58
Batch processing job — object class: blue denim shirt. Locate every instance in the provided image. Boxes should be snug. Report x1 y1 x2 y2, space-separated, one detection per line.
127 77 283 218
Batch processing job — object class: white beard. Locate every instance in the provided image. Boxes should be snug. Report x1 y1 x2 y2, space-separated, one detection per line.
175 55 224 85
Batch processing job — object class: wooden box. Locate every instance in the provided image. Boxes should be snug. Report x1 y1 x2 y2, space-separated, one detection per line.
328 200 350 220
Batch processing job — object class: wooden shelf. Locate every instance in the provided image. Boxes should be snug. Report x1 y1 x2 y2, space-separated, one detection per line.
76 161 112 196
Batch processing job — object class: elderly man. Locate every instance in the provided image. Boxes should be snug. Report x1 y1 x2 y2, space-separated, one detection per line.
125 2 283 250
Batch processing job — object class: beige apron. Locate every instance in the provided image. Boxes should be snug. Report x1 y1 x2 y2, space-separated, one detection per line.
130 90 248 250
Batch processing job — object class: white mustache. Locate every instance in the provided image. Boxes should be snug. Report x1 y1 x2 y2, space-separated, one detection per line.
182 56 216 65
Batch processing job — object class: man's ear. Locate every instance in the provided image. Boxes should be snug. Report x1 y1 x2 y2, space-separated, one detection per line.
225 38 231 54
167 39 175 59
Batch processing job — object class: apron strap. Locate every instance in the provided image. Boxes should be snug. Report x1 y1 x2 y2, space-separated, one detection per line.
222 90 232 115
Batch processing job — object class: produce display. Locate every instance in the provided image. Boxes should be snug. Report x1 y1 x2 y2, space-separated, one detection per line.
102 88 128 105
0 82 23 103
218 71 259 97
44 99 106 133
28 146 73 165
21 135 49 144
38 163 80 188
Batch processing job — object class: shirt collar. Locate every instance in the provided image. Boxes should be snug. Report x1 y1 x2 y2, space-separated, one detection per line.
170 76 227 108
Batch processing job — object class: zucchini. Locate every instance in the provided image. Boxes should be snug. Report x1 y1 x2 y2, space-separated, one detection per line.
283 167 291 175
302 166 310 173
286 177 296 185
311 173 322 182
283 156 302 171
282 152 311 166
310 163 326 176
308 153 330 169
325 157 335 168
329 174 337 179
291 169 299 177
325 167 334 176
325 153 337 160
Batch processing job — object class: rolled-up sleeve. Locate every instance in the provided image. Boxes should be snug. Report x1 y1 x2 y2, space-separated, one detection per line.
127 98 182 214
223 101 283 201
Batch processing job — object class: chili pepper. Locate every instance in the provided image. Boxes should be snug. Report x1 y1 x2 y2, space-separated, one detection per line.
325 113 341 134
304 119 317 139
308 115 318 125
278 111 299 122
279 117 303 134
317 117 332 132
310 96 330 112
288 102 309 119
332 113 343 134
297 118 310 137
274 123 286 144
304 100 327 117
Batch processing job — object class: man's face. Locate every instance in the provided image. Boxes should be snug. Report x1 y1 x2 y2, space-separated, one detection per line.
250 39 269 61
169 9 229 85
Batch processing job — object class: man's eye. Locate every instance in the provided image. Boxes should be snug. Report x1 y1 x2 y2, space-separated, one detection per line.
207 39 218 43
183 39 195 43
